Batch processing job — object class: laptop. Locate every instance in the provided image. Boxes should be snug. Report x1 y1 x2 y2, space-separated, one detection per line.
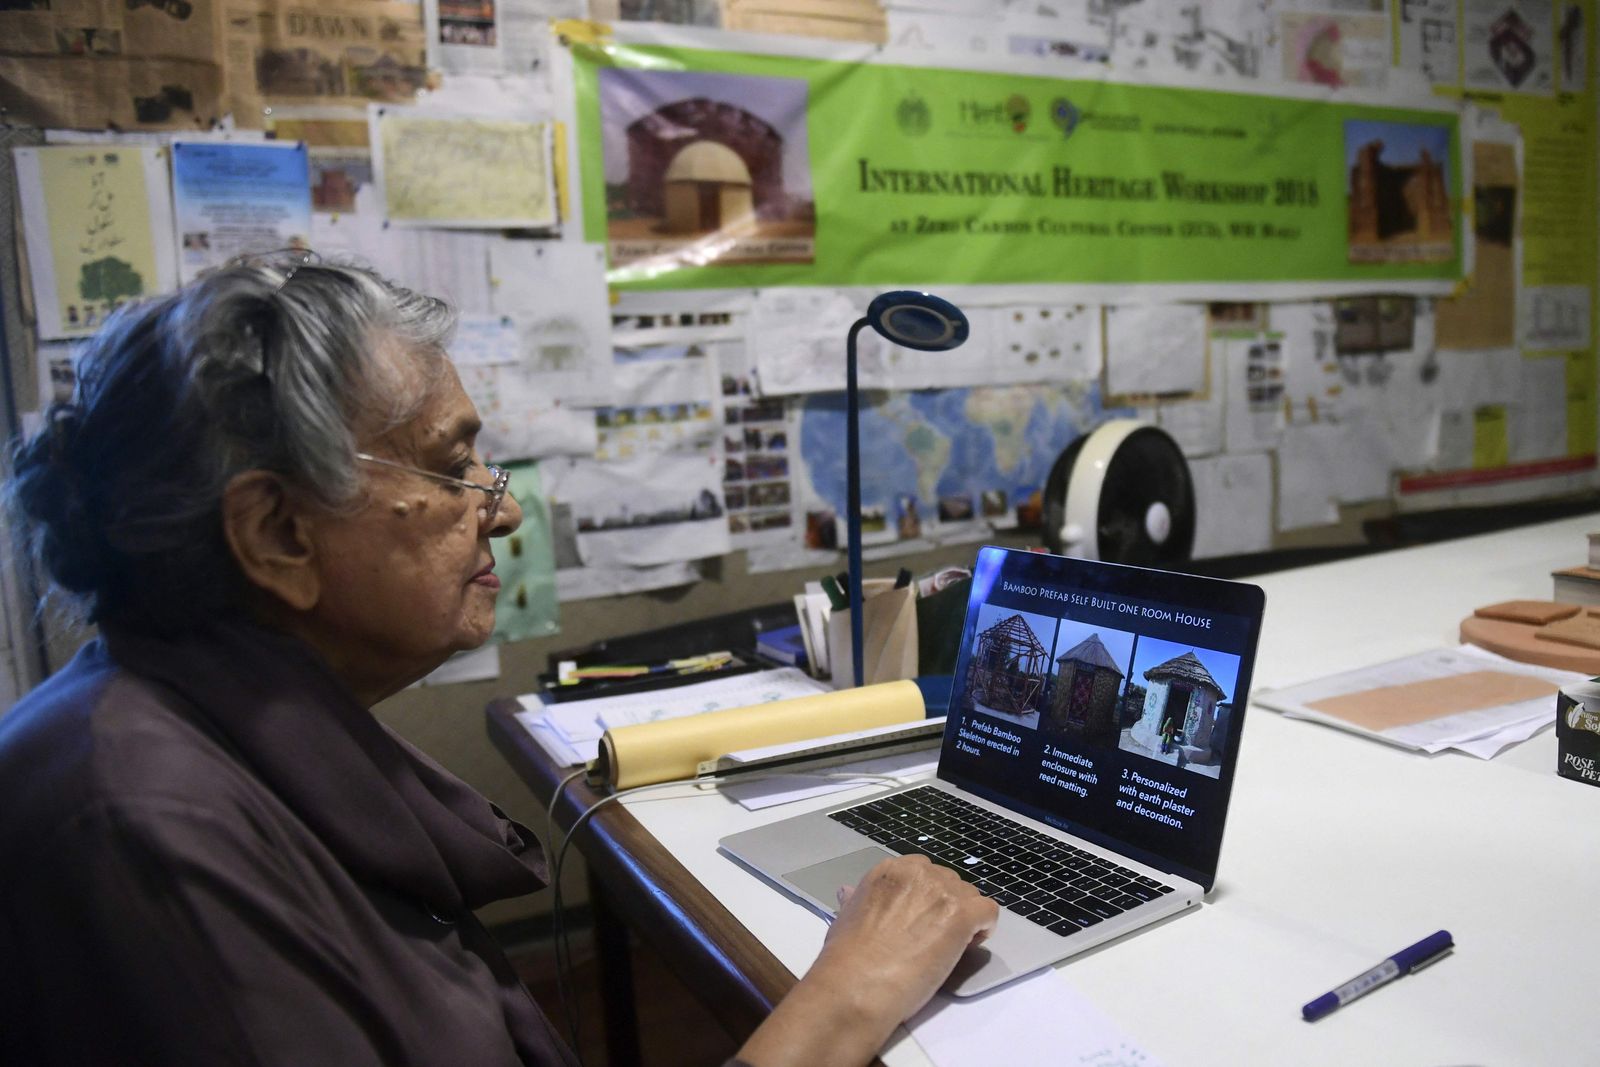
719 545 1265 996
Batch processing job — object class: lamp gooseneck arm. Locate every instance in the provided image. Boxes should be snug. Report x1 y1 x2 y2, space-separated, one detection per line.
846 316 868 689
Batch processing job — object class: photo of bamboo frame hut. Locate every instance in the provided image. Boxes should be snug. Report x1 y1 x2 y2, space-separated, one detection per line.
962 608 1054 729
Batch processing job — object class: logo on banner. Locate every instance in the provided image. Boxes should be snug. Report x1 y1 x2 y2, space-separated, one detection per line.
896 92 931 137
1051 97 1080 138
1005 94 1030 132
959 94 1032 134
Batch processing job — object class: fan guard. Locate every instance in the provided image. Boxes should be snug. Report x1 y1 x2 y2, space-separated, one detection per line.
1042 419 1196 565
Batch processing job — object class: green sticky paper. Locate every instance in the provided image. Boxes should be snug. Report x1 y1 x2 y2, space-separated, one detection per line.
491 460 561 644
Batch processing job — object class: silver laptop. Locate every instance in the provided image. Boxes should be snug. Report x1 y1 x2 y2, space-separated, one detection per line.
720 545 1265 996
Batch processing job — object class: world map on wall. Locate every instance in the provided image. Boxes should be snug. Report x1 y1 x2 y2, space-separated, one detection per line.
798 384 1109 529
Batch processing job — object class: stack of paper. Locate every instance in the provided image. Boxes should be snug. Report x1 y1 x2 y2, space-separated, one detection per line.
515 667 829 766
1254 645 1586 758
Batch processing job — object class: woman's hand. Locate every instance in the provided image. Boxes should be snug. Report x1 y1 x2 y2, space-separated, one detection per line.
735 854 998 1067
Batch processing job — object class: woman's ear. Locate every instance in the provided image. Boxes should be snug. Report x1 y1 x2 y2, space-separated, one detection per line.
221 471 321 612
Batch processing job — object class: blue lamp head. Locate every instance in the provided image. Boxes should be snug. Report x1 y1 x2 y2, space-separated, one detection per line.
864 290 969 352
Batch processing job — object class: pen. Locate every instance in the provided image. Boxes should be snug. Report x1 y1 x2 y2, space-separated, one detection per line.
1301 930 1454 1022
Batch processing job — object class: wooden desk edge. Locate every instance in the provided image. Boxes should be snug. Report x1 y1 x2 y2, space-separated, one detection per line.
486 699 799 1042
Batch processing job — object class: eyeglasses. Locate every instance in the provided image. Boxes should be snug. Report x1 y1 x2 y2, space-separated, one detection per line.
270 248 318 296
255 248 319 380
355 452 511 525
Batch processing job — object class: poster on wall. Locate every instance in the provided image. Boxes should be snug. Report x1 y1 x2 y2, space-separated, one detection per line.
573 38 1466 296
14 144 178 340
171 141 314 284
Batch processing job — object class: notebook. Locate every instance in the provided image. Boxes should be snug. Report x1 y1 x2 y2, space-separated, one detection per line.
719 545 1266 996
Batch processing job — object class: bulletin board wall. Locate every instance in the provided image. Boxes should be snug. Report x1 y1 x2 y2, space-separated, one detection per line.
3 2 1598 925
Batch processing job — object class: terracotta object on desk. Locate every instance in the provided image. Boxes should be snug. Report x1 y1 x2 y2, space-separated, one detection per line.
1473 600 1580 626
1461 600 1600 673
1536 610 1600 650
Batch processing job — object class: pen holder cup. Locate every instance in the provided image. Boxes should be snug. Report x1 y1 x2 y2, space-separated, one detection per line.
827 580 918 689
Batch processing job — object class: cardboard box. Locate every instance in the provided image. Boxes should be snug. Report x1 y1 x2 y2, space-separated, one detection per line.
1556 678 1600 787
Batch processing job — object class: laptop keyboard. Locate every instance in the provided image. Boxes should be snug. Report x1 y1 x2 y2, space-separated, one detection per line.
826 785 1175 938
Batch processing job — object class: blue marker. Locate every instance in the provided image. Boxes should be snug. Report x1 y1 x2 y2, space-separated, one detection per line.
1301 930 1454 1022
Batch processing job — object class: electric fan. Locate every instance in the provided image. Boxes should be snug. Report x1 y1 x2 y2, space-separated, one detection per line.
1042 419 1196 565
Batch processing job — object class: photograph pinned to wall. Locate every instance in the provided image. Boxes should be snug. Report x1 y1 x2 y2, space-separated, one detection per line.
597 67 815 281
170 140 313 284
371 106 557 229
1121 638 1240 777
720 340 802 550
223 0 428 122
488 240 613 405
1463 0 1553 94
1278 11 1390 90
268 108 376 214
1221 332 1285 453
34 341 82 411
424 0 503 71
1345 119 1456 266
588 0 721 26
14 143 178 340
1396 0 1461 87
489 460 561 642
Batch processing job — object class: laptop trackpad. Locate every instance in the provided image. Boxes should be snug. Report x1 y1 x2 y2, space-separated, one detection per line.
784 847 895 913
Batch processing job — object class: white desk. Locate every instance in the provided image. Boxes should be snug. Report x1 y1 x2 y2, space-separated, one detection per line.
618 514 1600 1066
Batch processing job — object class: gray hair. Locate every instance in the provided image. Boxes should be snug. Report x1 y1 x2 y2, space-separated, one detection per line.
5 255 457 632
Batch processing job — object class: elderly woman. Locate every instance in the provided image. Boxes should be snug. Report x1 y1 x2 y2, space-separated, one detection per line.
0 256 996 1066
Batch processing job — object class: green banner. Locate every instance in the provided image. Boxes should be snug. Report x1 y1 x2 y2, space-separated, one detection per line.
575 42 1464 291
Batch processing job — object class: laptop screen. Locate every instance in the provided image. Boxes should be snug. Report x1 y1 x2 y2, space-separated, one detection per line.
938 546 1265 890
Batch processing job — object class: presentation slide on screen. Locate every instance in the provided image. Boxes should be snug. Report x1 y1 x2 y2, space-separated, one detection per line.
940 551 1257 876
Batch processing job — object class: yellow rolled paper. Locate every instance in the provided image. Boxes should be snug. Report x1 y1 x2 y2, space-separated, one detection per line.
596 679 927 790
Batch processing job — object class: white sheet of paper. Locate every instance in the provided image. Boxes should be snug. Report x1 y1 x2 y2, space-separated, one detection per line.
1396 0 1461 86
555 560 703 602
1189 452 1273 559
909 967 1168 1067
488 240 613 406
1223 334 1285 453
1522 284 1590 351
1511 354 1568 462
1105 304 1207 397
1255 645 1585 755
723 752 939 811
420 644 501 685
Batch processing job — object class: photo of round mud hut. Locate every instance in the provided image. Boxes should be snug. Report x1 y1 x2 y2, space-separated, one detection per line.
1043 624 1135 748
1119 638 1241 778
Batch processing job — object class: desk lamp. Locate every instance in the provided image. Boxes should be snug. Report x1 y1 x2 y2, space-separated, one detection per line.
844 291 970 687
